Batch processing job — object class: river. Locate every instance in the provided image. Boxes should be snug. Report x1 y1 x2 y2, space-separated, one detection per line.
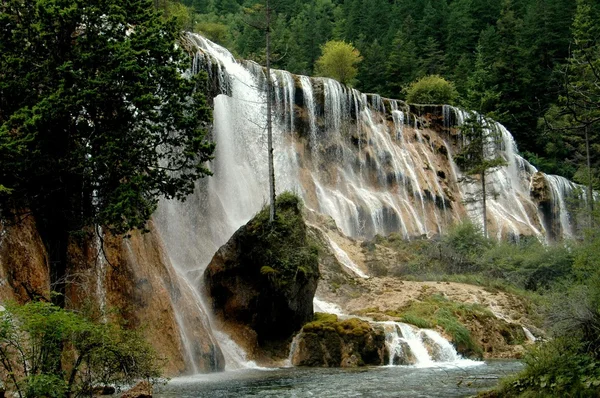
155 360 521 397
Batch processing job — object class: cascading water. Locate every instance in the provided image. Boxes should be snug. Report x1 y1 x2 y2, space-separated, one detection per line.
150 34 588 372
445 105 590 239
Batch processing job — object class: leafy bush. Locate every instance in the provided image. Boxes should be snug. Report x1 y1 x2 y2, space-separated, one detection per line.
0 301 163 398
499 338 600 397
405 75 459 105
315 41 363 86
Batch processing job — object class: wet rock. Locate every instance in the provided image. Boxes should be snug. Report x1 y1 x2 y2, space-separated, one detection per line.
204 194 320 347
120 381 152 398
93 385 116 395
391 341 417 365
421 333 444 361
291 316 387 367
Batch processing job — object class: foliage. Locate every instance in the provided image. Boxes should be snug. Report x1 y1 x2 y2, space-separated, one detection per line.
315 41 363 86
0 0 214 302
498 338 600 397
241 192 319 286
0 301 162 398
404 75 459 105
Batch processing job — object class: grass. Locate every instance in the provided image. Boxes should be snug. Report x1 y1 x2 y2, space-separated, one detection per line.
389 294 492 357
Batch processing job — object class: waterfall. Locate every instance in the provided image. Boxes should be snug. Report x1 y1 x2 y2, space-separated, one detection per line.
380 321 478 368
149 34 589 372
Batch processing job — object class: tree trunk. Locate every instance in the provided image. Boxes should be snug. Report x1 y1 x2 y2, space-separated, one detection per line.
585 125 594 227
266 0 276 222
481 171 488 239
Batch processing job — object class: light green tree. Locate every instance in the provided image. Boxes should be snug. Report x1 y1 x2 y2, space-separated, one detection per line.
315 40 363 86
405 75 458 105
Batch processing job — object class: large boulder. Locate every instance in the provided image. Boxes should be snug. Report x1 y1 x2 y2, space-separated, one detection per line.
204 193 320 346
291 314 388 367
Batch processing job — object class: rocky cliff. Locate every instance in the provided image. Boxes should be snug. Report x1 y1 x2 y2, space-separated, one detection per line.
0 217 224 376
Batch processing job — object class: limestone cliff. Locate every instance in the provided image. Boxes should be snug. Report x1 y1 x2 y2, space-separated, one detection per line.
0 217 224 376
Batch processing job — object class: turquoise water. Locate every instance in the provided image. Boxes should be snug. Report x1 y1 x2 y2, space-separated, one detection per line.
155 361 522 397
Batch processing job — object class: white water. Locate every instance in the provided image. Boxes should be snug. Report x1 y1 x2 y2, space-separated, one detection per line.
149 34 590 373
327 237 369 279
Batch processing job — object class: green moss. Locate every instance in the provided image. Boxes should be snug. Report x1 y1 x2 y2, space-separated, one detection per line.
395 295 488 357
313 312 338 323
240 191 320 286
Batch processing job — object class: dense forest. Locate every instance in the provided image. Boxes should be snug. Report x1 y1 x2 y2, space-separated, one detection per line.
160 0 599 188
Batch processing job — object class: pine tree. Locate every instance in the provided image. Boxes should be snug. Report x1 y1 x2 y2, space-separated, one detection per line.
455 115 507 238
0 0 214 304
555 0 600 224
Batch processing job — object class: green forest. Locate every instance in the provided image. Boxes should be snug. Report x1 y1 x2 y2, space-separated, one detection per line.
165 0 599 188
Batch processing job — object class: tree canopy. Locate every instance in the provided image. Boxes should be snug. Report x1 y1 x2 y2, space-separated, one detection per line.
314 40 362 86
0 301 162 398
0 0 214 302
405 75 458 105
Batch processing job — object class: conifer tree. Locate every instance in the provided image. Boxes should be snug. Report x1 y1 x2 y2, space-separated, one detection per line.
455 115 507 238
0 0 214 304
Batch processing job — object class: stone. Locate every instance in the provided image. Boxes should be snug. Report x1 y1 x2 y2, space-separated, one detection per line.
204 195 320 347
120 381 152 398
291 317 387 367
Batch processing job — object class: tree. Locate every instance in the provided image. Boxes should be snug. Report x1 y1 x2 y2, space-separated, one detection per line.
385 25 419 98
0 301 162 398
315 40 363 86
405 75 458 105
551 0 600 226
0 0 214 304
455 114 507 238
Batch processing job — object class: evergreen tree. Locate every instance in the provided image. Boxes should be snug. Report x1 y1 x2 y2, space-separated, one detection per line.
0 0 214 304
455 115 507 238
552 0 600 223
385 22 419 98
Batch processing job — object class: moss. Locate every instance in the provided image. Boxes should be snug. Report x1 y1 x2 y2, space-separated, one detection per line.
313 312 338 323
239 191 320 286
394 295 489 358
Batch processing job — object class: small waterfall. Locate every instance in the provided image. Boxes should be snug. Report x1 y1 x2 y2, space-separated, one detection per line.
327 237 369 279
523 327 537 343
313 297 344 315
379 321 477 368
299 75 318 159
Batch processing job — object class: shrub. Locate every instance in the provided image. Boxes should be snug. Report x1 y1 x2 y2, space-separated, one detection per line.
0 301 163 398
405 75 459 105
499 338 600 397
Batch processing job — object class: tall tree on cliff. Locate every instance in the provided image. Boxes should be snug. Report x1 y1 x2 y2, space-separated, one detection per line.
455 115 507 239
0 0 214 305
549 0 600 226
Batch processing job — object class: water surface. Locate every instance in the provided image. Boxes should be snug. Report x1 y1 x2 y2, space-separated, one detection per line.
155 360 522 397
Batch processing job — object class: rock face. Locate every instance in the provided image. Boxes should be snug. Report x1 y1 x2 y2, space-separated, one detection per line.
0 216 225 376
120 381 152 398
291 315 388 367
204 194 320 348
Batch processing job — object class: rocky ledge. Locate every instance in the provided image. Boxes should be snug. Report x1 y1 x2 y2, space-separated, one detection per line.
291 314 388 367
